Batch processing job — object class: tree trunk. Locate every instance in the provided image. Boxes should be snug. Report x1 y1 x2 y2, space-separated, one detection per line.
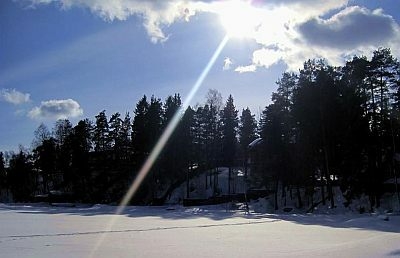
274 179 279 210
297 185 303 208
205 171 208 190
228 167 231 194
186 166 190 199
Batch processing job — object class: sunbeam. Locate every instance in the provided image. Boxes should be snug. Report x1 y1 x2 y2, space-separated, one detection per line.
88 34 229 258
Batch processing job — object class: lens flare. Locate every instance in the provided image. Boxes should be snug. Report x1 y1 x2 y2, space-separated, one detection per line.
89 35 229 257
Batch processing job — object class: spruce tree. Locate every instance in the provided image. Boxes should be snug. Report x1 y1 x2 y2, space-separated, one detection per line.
33 138 57 193
132 95 149 162
109 112 123 151
8 150 35 202
93 110 111 152
162 94 182 183
70 119 93 201
239 107 257 176
0 152 6 191
221 95 238 194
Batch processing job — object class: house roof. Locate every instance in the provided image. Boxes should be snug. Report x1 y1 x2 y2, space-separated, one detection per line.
248 138 263 149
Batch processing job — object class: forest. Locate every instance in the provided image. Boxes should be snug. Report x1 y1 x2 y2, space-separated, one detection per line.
0 48 400 210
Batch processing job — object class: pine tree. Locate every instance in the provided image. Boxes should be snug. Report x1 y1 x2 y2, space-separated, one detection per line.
338 57 370 197
366 48 399 208
369 48 398 128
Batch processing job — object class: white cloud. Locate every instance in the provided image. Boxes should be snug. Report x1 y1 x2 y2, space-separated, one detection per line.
235 65 256 73
223 57 233 70
27 0 198 43
237 3 400 72
24 0 400 70
0 88 30 105
28 99 83 120
298 7 399 50
252 48 282 69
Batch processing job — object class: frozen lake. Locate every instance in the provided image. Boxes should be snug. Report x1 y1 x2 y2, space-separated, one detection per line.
1 204 399 257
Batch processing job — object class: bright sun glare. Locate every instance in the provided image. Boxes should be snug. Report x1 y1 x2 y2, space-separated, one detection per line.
218 0 262 39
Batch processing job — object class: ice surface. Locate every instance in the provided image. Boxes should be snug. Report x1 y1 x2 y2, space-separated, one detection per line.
0 203 399 258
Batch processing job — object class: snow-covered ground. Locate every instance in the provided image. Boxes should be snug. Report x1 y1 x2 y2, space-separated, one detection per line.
168 167 247 203
1 203 399 258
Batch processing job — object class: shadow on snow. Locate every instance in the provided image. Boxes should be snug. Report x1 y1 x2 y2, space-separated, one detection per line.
1 203 399 234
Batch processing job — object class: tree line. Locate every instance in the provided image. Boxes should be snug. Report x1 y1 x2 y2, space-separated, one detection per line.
255 47 400 211
0 91 257 204
1 47 399 210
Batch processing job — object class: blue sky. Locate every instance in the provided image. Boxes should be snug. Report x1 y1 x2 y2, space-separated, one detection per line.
1 0 400 152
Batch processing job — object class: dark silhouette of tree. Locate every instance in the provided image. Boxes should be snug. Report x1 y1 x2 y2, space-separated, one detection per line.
33 138 57 194
180 106 196 198
2 48 400 208
259 102 288 209
197 104 221 190
206 89 223 113
120 112 132 159
258 71 299 209
32 123 51 148
369 48 398 128
69 119 93 201
147 96 164 150
161 94 182 184
192 105 206 169
132 95 149 165
107 111 132 162
8 150 35 202
109 112 123 153
53 119 73 146
146 96 164 200
221 95 238 194
364 48 400 208
53 119 73 190
93 110 111 152
337 57 370 198
239 107 257 177
0 152 6 193
131 95 164 203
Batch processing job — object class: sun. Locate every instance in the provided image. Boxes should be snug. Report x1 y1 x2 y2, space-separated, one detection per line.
218 0 262 39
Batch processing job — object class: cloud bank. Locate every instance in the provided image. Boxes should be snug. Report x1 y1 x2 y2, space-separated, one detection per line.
28 0 198 43
298 7 398 49
1 88 30 105
24 0 400 71
28 99 83 120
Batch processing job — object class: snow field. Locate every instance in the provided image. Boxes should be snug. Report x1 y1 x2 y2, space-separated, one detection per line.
0 204 399 258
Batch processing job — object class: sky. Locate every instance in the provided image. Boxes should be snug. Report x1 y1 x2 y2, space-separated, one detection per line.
1 0 400 152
